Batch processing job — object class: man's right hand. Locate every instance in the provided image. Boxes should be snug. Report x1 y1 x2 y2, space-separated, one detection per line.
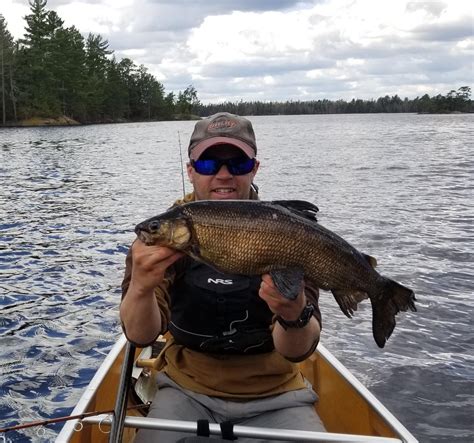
120 240 183 346
129 239 184 296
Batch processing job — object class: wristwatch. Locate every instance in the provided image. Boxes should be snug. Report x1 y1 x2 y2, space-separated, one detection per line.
276 303 315 330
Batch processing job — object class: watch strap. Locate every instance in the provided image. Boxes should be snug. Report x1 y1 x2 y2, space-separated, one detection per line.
276 303 315 330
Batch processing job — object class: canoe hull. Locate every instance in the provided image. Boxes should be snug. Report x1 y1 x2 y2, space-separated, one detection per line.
56 335 416 442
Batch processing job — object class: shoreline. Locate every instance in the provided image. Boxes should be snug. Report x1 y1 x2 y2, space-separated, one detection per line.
1 113 201 128
3 116 81 127
1 111 470 128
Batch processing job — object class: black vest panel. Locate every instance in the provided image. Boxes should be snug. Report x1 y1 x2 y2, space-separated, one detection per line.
169 261 274 354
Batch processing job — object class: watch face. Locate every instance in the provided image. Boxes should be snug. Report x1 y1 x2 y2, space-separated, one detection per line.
299 303 315 324
277 303 314 329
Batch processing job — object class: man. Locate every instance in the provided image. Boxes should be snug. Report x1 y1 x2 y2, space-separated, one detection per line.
120 112 325 442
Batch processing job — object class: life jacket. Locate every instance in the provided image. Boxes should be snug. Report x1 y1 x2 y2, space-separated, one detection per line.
169 261 274 354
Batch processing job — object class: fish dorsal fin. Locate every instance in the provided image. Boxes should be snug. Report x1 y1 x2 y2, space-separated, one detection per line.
363 253 378 268
271 200 319 222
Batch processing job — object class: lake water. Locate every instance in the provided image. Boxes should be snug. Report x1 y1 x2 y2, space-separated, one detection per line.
0 113 473 442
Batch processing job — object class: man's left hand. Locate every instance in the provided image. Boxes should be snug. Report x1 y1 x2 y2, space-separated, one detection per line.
259 274 307 321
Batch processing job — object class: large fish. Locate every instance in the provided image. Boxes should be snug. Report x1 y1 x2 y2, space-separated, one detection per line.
135 200 416 348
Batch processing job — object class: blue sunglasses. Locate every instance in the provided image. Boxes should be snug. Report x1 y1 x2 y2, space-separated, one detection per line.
191 157 256 176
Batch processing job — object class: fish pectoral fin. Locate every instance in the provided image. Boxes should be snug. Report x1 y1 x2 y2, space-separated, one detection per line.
331 289 368 318
269 267 305 300
271 200 319 222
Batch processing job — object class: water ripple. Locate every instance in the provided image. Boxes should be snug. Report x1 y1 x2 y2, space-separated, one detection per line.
1 115 473 442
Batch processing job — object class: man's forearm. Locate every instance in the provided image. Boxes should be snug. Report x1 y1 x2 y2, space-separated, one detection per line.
120 284 162 346
272 317 321 361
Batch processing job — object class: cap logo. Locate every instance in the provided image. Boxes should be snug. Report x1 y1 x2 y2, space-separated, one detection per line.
207 119 237 132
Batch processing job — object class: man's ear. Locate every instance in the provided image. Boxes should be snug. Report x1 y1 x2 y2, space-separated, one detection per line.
253 159 260 175
186 163 194 183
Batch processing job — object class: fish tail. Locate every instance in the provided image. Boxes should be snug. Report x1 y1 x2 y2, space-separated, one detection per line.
371 279 416 348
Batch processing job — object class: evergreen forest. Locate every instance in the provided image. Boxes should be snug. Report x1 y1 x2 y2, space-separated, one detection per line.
196 86 472 117
0 0 199 125
0 0 472 126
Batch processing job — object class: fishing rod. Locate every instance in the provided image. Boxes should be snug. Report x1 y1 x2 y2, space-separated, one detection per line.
177 131 186 197
108 341 137 443
0 403 149 434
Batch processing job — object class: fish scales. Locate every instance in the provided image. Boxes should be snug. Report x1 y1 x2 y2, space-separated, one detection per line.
186 203 310 275
135 200 416 347
182 202 374 292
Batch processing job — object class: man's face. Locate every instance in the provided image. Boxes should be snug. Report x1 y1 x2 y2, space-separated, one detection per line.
187 145 259 201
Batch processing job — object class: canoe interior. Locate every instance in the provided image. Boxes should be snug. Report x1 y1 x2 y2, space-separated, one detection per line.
300 354 398 438
64 339 405 442
66 345 143 443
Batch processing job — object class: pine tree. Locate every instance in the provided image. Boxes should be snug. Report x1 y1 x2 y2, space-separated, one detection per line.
103 56 129 120
50 25 87 119
84 33 112 121
17 0 65 117
0 14 16 124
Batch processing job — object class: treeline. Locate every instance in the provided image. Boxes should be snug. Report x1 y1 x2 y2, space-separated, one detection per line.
196 86 473 116
0 0 199 125
1 1 472 126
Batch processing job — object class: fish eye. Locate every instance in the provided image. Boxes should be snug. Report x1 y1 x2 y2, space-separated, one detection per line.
149 221 160 231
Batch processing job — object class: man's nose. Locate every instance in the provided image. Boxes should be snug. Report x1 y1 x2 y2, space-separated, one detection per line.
215 164 232 178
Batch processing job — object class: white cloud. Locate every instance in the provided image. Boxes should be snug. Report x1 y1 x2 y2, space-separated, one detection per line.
1 0 472 102
56 1 125 34
188 10 317 62
121 48 147 58
456 37 473 50
2 0 29 40
263 76 275 85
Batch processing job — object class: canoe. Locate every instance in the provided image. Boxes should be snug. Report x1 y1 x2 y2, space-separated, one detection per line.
56 334 417 442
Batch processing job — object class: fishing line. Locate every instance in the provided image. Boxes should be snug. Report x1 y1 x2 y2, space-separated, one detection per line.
178 131 186 197
0 404 149 434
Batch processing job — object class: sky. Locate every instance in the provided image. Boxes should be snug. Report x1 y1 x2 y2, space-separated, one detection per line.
1 0 473 103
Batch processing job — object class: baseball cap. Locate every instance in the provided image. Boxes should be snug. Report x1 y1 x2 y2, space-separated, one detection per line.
188 112 257 160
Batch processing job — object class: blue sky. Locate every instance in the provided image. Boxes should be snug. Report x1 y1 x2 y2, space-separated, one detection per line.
2 0 473 103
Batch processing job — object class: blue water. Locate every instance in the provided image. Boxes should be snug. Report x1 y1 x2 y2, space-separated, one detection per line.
1 114 473 442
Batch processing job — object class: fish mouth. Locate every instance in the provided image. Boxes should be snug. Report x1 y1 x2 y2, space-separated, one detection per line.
137 231 154 245
134 223 147 235
135 225 153 245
